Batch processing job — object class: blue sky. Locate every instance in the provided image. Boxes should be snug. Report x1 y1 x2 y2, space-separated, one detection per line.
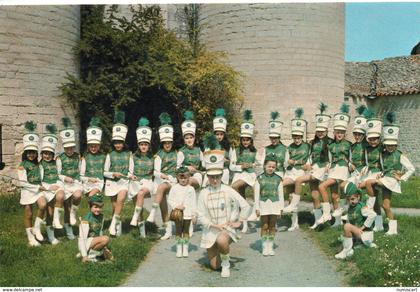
345 2 420 62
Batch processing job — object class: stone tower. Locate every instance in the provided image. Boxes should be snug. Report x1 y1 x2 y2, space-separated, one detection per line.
0 6 80 172
168 3 345 147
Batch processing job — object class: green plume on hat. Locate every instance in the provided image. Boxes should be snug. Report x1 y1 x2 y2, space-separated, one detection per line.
363 108 375 119
243 109 253 121
215 108 225 117
203 132 219 150
340 103 350 114
264 153 278 163
89 117 101 127
356 105 367 116
89 193 104 206
159 112 171 126
319 102 328 114
385 111 396 124
344 182 362 196
114 111 126 124
183 110 194 121
25 121 37 132
176 166 190 174
61 117 72 128
138 117 149 127
294 108 304 119
46 123 57 134
271 111 279 121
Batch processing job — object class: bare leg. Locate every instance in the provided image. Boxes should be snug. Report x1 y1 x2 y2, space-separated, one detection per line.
331 184 339 210
260 215 269 237
55 190 64 208
24 205 33 228
382 190 393 220
87 188 100 198
72 190 82 206
294 174 312 195
46 200 54 226
64 199 71 223
319 178 336 203
90 236 110 250
114 190 127 216
310 180 321 209
36 196 47 219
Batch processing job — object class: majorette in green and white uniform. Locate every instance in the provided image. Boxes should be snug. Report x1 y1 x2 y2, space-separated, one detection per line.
362 108 383 182
80 117 106 195
18 121 43 205
230 109 260 187
177 110 204 186
327 103 352 182
308 102 332 181
57 117 83 201
283 108 310 181
334 182 376 260
203 108 231 186
104 111 132 197
379 112 415 194
347 105 369 185
39 123 64 203
128 117 155 199
254 153 284 216
259 111 288 178
153 112 180 187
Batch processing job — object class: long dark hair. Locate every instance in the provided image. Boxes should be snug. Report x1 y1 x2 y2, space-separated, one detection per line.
310 135 330 162
239 137 257 155
21 150 39 165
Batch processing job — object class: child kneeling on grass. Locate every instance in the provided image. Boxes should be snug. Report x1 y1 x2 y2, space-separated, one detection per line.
78 194 114 263
335 182 376 260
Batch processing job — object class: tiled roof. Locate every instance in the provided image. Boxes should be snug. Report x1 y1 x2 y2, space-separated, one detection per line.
345 55 420 98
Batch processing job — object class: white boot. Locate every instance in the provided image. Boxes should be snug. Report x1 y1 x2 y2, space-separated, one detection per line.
53 207 63 229
26 228 41 247
373 215 384 232
69 205 78 226
317 202 332 225
33 217 44 241
268 238 275 256
309 208 322 229
335 237 354 260
189 222 194 237
161 221 172 240
109 215 116 236
220 254 230 277
64 223 75 240
182 239 189 257
146 203 158 223
115 215 122 237
138 221 146 238
385 220 398 236
366 196 376 210
331 214 343 228
332 207 344 217
130 207 142 226
241 220 248 233
288 212 299 231
283 194 300 213
262 237 269 256
176 238 183 258
46 225 60 245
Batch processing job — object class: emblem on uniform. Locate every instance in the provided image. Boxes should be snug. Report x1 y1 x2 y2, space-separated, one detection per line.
65 132 71 137
388 129 394 134
116 127 121 132
92 130 96 134
29 135 34 141
210 155 217 162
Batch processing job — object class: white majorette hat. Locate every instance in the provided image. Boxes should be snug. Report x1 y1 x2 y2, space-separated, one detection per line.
291 108 307 136
213 108 227 133
112 111 128 142
60 117 76 148
203 133 224 176
333 103 350 131
269 111 283 138
136 117 152 143
41 124 58 153
23 121 39 151
315 102 331 132
352 105 368 134
240 109 254 138
86 117 102 144
158 112 173 142
364 108 382 139
382 112 399 145
181 110 196 136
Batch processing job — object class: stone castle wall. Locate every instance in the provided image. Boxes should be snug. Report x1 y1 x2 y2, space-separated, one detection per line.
0 6 80 174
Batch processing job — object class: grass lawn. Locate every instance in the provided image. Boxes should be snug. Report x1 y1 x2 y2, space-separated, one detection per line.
0 183 156 287
299 214 420 287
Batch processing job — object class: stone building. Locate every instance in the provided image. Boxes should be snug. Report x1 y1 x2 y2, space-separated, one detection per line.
345 55 420 173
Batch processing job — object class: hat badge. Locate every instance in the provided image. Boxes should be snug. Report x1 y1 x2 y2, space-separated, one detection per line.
165 128 169 133
116 127 121 132
142 129 147 134
48 138 53 142
219 118 224 123
245 124 249 129
65 132 71 137
29 135 34 141
340 116 344 120
388 129 394 134
210 155 217 162
318 117 323 122
368 122 374 128
92 130 96 134
271 123 275 128
297 121 301 126
187 122 191 127
356 119 361 124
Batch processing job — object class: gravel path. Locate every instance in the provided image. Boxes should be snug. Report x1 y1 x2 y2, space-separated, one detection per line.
123 198 345 287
